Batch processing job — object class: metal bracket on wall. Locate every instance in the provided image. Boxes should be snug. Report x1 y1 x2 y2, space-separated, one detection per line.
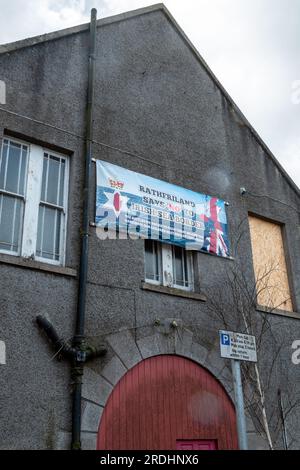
154 318 183 335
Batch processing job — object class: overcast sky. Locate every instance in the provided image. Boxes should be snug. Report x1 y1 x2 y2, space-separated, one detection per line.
0 0 299 188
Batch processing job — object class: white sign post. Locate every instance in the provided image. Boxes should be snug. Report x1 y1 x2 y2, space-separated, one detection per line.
219 330 257 450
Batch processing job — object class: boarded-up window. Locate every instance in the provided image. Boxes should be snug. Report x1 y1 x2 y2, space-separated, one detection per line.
248 215 293 312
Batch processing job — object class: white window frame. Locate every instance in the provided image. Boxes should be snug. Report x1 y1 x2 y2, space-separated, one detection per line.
0 137 69 266
145 240 194 291
0 138 28 256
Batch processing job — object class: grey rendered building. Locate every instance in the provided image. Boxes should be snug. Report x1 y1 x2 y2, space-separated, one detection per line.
0 4 300 450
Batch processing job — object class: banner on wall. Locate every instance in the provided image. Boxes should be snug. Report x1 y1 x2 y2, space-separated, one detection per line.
95 160 230 257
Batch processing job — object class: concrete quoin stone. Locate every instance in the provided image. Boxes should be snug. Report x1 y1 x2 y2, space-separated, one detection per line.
100 355 127 386
81 401 104 433
189 340 209 365
217 364 234 398
106 329 142 370
205 345 226 377
174 327 193 356
137 332 174 358
82 367 113 406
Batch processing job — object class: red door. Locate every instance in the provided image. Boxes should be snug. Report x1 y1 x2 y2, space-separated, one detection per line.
176 440 217 450
97 355 238 450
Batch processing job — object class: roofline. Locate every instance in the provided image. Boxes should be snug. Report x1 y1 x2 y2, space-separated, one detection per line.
0 3 299 197
0 4 165 54
161 7 300 198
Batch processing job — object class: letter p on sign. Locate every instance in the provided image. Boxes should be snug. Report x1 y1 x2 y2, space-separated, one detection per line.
221 333 230 346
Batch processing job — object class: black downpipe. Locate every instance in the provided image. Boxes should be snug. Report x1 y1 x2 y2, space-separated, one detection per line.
76 8 97 340
36 315 105 362
35 8 106 451
71 8 97 450
36 315 75 360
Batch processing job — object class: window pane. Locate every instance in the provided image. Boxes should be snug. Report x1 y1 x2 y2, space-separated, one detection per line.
47 156 60 204
173 246 190 288
145 239 161 282
2 141 27 195
55 210 61 260
173 246 185 286
36 205 61 261
0 140 8 189
36 205 43 256
40 154 48 202
19 147 28 195
6 142 20 193
0 194 22 252
41 154 65 207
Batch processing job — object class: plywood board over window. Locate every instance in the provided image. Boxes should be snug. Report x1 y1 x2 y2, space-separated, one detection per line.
248 215 293 312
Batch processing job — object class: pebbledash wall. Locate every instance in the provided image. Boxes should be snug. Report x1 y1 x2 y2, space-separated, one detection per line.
0 4 300 450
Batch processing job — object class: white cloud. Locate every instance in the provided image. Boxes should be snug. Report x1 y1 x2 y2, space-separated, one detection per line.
277 136 300 185
0 0 299 187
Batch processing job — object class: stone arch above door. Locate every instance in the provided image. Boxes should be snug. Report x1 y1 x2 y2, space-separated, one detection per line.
78 326 234 450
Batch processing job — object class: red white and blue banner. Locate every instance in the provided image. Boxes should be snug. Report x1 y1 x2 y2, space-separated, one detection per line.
95 160 230 257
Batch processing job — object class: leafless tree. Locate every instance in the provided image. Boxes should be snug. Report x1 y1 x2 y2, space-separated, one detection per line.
204 223 300 449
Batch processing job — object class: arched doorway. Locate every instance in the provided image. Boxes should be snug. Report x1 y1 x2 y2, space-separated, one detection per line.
97 355 238 450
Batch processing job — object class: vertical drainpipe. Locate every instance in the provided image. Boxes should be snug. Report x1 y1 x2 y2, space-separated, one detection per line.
71 8 97 450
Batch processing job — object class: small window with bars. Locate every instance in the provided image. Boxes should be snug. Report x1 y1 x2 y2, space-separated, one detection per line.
144 239 193 291
0 137 69 265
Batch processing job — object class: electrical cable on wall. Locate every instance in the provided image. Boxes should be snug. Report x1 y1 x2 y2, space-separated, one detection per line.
240 187 300 216
0 105 299 209
0 106 164 168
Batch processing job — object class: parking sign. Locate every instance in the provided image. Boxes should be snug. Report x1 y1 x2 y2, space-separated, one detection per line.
219 330 257 362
